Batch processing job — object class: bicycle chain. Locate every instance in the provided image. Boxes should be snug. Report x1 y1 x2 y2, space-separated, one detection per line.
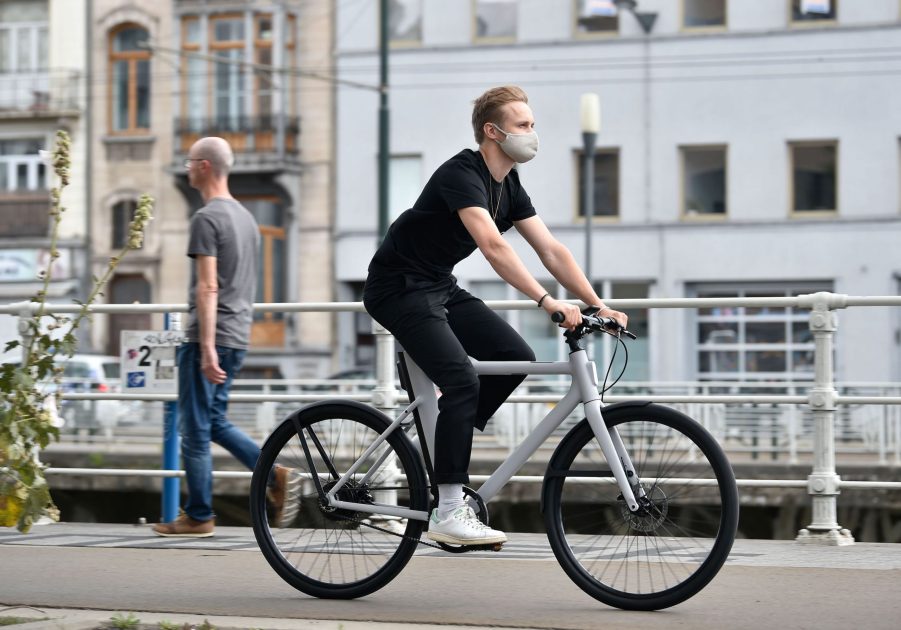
337 511 444 550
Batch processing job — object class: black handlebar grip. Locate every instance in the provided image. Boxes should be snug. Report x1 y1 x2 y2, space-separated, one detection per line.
551 312 565 323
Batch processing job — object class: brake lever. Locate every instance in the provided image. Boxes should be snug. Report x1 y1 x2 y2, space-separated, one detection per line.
551 311 637 340
596 315 637 340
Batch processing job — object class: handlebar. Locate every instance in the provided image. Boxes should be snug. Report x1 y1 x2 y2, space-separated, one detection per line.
551 310 637 340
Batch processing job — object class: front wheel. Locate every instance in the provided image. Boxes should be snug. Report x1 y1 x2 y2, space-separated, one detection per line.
542 403 739 610
250 401 430 599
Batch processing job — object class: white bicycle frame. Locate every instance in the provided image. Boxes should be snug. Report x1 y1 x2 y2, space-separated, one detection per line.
324 346 643 520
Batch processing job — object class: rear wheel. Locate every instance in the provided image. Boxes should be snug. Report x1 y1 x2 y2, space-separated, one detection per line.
543 403 738 610
250 401 429 599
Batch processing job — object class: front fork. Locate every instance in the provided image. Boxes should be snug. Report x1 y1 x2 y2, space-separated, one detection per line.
584 399 645 513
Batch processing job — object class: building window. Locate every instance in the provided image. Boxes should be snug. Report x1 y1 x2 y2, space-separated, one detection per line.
255 15 273 121
241 196 286 347
592 282 650 382
694 284 830 380
576 149 619 219
474 0 517 42
0 137 47 237
682 146 727 218
575 0 618 36
683 0 726 29
109 24 151 133
0 138 46 191
791 0 837 23
389 0 422 45
791 141 837 214
0 0 48 73
180 13 296 151
212 15 245 130
389 154 422 223
111 200 137 249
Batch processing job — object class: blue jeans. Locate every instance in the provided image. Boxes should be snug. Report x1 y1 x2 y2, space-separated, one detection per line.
178 342 260 522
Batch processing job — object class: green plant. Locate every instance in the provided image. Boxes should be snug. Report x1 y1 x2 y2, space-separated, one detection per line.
109 612 140 629
0 130 153 532
87 452 106 468
156 622 180 630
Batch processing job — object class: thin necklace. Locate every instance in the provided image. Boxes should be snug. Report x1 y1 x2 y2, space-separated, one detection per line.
489 178 504 221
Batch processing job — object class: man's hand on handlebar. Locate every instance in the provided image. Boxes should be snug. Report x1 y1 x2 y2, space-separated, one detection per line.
549 304 635 338
596 306 628 330
542 297 582 329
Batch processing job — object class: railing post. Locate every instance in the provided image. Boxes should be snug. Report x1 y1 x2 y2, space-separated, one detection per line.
14 300 38 364
797 293 853 545
894 406 901 466
368 318 404 532
371 319 397 412
162 312 181 523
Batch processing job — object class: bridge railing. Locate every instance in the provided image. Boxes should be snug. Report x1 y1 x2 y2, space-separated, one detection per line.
3 291 901 544
45 379 901 467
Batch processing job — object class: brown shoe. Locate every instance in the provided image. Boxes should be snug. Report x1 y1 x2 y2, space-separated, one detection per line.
152 513 215 538
268 464 302 527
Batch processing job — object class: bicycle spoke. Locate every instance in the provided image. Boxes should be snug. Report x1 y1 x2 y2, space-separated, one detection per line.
545 405 738 610
251 405 429 599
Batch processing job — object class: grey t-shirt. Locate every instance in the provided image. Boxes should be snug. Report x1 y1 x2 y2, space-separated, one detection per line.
185 197 260 350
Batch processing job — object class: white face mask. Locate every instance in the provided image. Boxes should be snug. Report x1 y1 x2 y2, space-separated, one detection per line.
491 123 539 163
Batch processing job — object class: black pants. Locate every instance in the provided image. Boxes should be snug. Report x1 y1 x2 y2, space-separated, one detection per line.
363 273 535 484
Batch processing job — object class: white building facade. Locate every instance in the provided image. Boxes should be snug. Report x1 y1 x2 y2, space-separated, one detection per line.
333 0 901 384
0 0 88 356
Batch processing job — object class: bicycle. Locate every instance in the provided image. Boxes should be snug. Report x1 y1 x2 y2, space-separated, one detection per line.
250 308 739 611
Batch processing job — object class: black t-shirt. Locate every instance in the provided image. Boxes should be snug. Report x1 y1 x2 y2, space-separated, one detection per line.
369 149 536 282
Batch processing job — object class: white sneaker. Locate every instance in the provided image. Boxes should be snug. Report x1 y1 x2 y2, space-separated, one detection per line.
427 506 507 546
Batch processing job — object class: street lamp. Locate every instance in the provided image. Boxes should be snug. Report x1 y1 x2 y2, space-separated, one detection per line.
580 93 600 281
613 0 658 34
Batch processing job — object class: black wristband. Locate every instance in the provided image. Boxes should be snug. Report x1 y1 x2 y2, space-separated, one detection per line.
537 293 550 308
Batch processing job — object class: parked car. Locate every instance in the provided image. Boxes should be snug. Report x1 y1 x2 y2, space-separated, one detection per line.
56 354 139 429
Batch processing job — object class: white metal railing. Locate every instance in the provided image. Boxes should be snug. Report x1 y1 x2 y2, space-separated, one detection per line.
4 291 901 545
48 381 901 466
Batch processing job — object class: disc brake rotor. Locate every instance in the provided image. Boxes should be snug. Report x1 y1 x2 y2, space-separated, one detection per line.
619 485 668 533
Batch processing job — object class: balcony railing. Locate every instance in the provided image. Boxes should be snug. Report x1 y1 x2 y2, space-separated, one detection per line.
0 70 82 114
174 115 300 155
0 192 50 237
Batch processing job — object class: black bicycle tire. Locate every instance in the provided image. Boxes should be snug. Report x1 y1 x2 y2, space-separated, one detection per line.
250 400 429 599
542 403 739 611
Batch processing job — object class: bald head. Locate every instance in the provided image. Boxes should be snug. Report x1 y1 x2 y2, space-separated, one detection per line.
190 137 234 178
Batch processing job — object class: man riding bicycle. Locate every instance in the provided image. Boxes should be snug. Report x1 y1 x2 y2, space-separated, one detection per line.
363 85 628 546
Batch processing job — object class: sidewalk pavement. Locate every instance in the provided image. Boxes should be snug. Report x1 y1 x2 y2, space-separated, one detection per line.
0 606 483 630
2 522 901 630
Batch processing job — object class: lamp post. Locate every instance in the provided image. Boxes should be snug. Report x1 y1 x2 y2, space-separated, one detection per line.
377 0 390 243
580 93 600 281
613 0 658 34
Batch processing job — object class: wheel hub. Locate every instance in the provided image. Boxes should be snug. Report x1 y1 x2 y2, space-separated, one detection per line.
318 479 374 522
619 485 668 533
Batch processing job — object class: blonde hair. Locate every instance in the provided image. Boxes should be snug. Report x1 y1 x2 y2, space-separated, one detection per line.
471 85 529 144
